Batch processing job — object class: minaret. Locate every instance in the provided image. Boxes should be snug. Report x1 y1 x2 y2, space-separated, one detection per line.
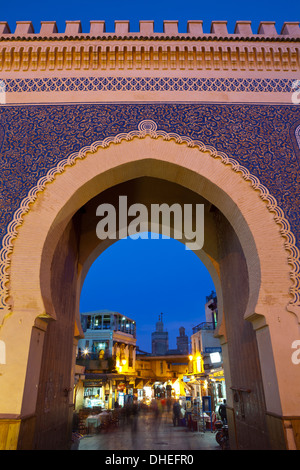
151 313 169 355
176 326 189 354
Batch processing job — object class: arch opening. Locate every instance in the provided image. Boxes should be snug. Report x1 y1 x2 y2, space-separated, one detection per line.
28 173 270 450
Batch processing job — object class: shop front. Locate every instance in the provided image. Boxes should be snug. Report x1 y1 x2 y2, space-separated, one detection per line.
207 368 226 414
83 378 106 409
134 378 183 404
81 373 137 410
116 382 126 407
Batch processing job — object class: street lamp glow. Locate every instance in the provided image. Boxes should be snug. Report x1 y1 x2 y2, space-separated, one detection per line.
196 355 202 372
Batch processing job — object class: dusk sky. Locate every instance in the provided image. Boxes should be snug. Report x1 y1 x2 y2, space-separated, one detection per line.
3 0 295 352
0 0 297 35
80 235 215 352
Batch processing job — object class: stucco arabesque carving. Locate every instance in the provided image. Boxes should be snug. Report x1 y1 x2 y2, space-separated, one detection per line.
0 19 299 73
0 41 298 73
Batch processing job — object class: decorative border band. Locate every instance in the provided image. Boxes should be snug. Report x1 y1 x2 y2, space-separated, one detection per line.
3 77 296 94
0 120 299 329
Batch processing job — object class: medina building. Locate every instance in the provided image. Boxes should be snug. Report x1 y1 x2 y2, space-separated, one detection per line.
188 292 226 412
76 310 137 409
78 310 136 368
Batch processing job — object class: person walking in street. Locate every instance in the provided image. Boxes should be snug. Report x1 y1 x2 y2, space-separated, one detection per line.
166 397 172 414
173 400 181 426
218 399 227 424
130 399 139 435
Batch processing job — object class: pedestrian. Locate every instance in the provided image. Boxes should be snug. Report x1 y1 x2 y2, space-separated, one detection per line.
219 399 227 424
150 399 161 432
131 399 139 434
173 400 181 426
166 397 172 413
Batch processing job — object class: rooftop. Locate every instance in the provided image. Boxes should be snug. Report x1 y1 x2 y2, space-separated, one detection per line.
0 20 299 40
80 310 135 323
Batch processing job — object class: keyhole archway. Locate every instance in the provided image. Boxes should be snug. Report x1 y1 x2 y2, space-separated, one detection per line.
0 122 299 450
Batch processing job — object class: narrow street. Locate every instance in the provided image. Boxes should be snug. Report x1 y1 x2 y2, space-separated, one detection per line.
74 410 221 451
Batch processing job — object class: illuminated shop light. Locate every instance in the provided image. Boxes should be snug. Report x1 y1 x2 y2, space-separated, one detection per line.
210 352 221 363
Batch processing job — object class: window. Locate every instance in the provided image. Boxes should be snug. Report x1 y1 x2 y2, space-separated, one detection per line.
93 341 107 351
94 315 102 329
103 315 111 329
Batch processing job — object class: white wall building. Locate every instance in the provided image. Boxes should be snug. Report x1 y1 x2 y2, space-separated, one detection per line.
187 292 226 412
78 310 137 371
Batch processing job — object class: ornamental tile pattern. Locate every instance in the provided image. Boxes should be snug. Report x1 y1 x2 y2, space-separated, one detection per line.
2 77 297 93
0 103 299 310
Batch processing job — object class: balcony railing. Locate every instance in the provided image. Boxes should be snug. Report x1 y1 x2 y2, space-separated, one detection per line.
206 291 217 302
192 322 216 334
84 324 136 338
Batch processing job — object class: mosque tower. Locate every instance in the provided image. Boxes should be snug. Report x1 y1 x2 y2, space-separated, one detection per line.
176 326 189 354
151 313 169 355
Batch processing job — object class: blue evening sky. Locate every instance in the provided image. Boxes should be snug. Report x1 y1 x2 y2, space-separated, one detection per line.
3 0 296 351
80 235 215 353
0 0 297 35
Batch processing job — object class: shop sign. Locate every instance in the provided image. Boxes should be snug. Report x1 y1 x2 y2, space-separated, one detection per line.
84 381 103 387
210 369 224 378
204 347 222 353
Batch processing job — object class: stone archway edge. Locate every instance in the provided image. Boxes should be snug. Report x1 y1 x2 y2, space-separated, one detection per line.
0 119 299 329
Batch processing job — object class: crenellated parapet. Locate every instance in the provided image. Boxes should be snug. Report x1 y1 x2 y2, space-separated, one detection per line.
0 20 299 74
0 19 300 38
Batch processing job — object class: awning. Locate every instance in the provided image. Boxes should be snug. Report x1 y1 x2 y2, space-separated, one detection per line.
182 382 193 392
144 380 155 387
190 378 205 385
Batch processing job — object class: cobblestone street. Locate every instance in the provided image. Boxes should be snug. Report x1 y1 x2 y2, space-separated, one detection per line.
75 411 221 451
